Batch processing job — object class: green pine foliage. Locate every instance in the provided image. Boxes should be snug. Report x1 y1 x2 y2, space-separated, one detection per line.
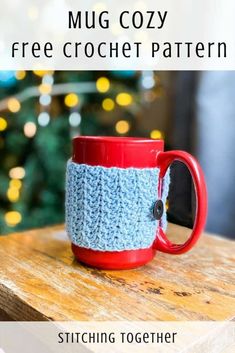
0 71 140 233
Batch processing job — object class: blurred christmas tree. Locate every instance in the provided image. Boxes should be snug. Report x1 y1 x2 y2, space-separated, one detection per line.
0 70 165 233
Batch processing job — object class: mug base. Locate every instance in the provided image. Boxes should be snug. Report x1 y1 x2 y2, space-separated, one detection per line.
71 243 156 270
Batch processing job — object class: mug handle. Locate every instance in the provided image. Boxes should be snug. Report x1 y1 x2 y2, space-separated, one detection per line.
154 150 207 255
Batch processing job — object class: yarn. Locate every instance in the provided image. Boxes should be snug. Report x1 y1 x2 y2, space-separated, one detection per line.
66 160 170 251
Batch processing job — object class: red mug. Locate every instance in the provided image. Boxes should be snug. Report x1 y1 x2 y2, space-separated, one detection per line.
66 136 207 270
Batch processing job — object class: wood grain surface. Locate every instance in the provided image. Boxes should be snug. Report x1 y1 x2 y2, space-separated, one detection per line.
0 224 234 321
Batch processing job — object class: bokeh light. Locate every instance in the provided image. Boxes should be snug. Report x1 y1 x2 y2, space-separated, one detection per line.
96 77 110 93
4 211 22 227
116 93 133 106
7 98 21 113
115 120 130 134
64 93 79 108
10 179 22 189
142 76 155 89
38 112 50 126
15 71 26 80
0 117 7 131
7 187 20 202
33 70 53 77
9 167 25 179
150 129 164 139
102 98 115 111
39 83 52 95
39 94 51 106
42 74 54 85
24 122 37 138
69 112 81 127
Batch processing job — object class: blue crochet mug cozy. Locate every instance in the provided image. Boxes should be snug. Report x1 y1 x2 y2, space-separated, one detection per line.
66 136 207 269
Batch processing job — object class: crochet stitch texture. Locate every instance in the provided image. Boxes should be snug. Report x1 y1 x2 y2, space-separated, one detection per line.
66 160 170 251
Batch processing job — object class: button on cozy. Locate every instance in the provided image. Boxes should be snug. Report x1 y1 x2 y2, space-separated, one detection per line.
66 160 170 251
153 200 164 220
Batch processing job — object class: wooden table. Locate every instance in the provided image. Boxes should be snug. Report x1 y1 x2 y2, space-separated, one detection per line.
0 224 234 321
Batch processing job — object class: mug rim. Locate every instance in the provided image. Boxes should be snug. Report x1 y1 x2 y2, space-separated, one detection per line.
73 135 163 143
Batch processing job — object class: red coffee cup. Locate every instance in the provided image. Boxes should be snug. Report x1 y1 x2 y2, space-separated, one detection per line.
67 136 207 270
